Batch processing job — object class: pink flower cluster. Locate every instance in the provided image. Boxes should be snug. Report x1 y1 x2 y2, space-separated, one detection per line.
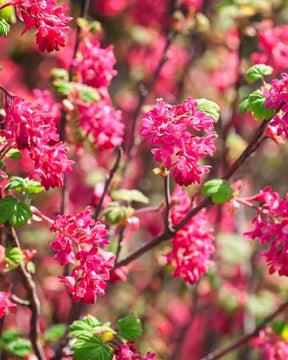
252 25 288 73
1 94 73 190
50 207 115 304
166 186 215 284
253 327 288 360
114 341 155 360
0 291 15 319
93 0 130 17
244 187 288 276
6 0 71 52
141 98 217 186
263 72 288 139
73 39 124 151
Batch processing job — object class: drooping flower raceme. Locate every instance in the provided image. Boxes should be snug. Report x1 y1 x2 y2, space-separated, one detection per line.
141 98 217 186
0 292 15 319
50 207 115 304
0 95 73 190
114 341 156 360
263 72 288 139
166 186 215 284
244 187 288 276
7 0 72 52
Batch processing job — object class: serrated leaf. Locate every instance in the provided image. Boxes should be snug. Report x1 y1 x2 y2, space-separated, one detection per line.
79 86 100 103
5 177 26 193
5 247 23 268
238 97 249 114
202 179 233 204
116 315 143 340
72 333 113 360
69 315 102 339
9 200 32 227
111 189 149 204
196 98 220 122
246 64 273 83
5 177 43 195
248 90 275 120
103 202 128 225
0 18 10 37
7 338 32 357
0 196 16 224
44 324 66 342
6 149 22 160
52 80 72 96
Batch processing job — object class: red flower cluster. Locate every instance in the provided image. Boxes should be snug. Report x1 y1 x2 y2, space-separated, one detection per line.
166 186 215 284
73 39 124 151
141 98 217 186
0 291 15 319
253 327 288 360
114 341 155 360
50 207 115 303
252 25 288 73
1 95 73 190
7 0 72 52
244 187 288 276
264 72 288 139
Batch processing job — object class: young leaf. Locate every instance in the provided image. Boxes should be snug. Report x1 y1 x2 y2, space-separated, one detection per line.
5 247 23 268
103 203 128 225
238 97 249 114
111 189 149 204
0 18 10 37
7 338 32 357
52 80 73 95
5 177 26 193
246 64 273 83
116 315 143 340
248 90 275 120
44 324 66 342
72 333 113 360
1 330 21 344
69 315 102 339
79 86 100 103
196 98 220 122
202 179 233 204
6 149 22 160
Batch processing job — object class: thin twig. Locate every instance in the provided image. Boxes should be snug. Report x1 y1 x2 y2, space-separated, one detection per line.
164 174 172 232
199 299 288 360
93 146 123 220
5 225 45 360
115 226 125 262
10 294 30 306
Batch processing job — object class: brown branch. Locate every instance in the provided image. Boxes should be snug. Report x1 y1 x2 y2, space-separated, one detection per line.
199 299 288 360
164 174 172 232
5 225 45 360
93 146 123 220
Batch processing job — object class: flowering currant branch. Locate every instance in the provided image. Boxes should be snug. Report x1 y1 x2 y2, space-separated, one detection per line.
5 225 45 360
199 298 288 360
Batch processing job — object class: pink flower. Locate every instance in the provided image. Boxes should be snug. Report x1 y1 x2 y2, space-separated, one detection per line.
166 186 215 284
253 327 288 360
93 0 130 17
141 98 217 186
0 292 16 319
12 0 72 52
114 341 156 360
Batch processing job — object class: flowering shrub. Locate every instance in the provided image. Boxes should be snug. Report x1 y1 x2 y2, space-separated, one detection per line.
0 0 288 360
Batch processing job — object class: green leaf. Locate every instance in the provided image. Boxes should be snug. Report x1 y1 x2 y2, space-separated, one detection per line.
26 261 36 274
272 321 287 335
0 196 32 227
5 247 23 268
69 315 102 339
1 330 21 344
5 177 26 193
248 90 275 120
246 64 273 83
72 333 113 360
103 202 128 225
79 86 100 103
201 179 233 204
6 149 22 160
196 98 220 122
0 18 10 37
44 324 66 342
7 338 32 357
111 189 149 204
50 68 69 81
52 80 73 96
238 97 249 114
116 315 143 340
